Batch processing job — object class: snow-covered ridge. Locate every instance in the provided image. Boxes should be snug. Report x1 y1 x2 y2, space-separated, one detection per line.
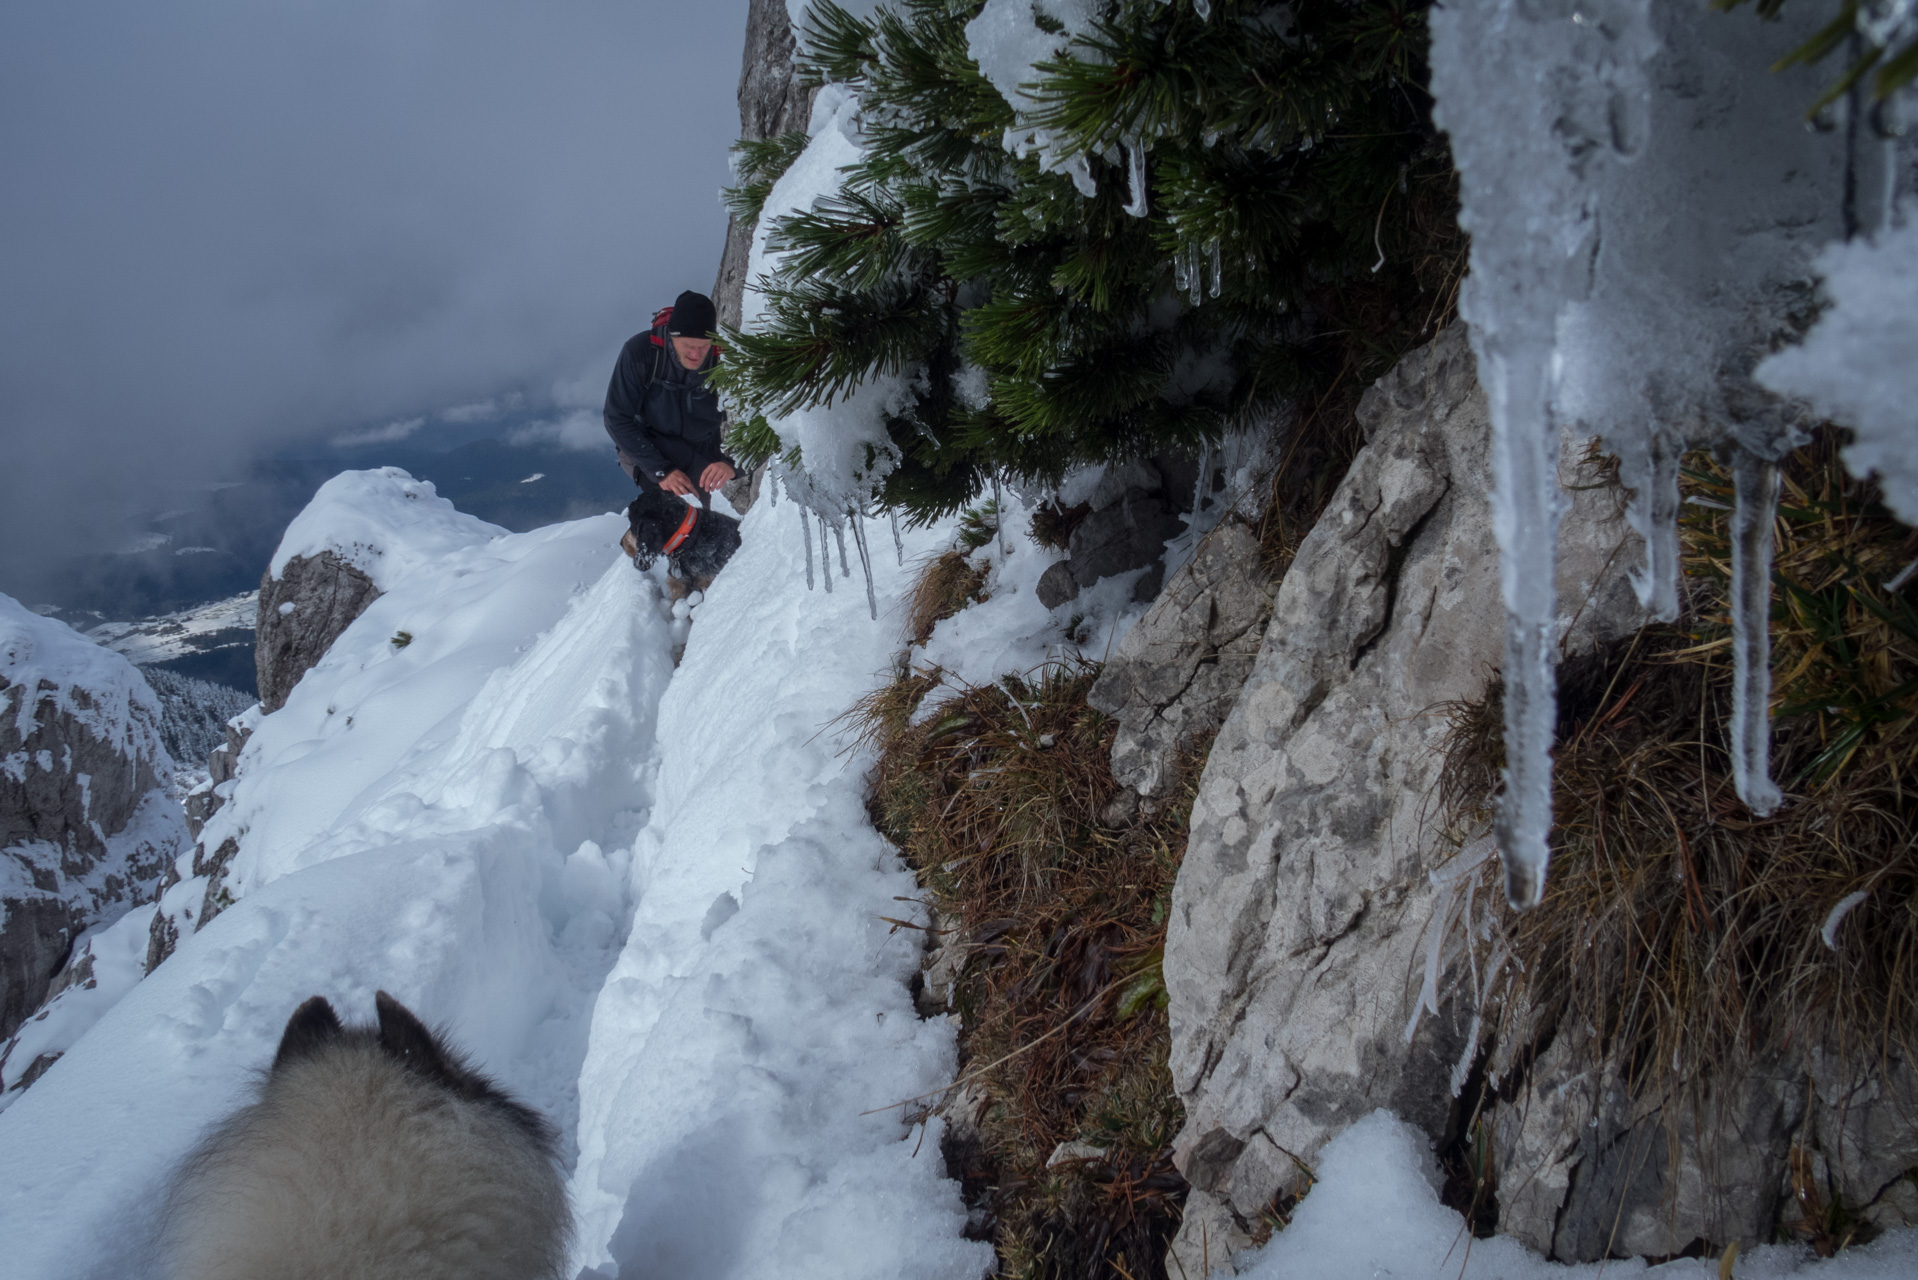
267 466 506 588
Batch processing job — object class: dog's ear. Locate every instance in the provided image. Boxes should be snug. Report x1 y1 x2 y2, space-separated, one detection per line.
273 996 343 1071
373 989 461 1084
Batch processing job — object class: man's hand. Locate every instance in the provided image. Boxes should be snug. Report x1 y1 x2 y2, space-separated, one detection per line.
699 461 736 491
660 470 695 496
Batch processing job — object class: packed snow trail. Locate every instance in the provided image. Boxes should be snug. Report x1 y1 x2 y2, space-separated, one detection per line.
568 493 988 1279
0 469 993 1280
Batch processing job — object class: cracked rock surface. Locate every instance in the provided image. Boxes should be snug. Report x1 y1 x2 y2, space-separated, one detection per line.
1160 324 1643 1274
1087 520 1277 798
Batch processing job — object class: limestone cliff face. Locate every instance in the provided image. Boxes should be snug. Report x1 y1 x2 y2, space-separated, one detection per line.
1157 326 1647 1273
712 0 817 514
1086 519 1278 799
1 601 180 1042
711 0 817 335
254 551 381 715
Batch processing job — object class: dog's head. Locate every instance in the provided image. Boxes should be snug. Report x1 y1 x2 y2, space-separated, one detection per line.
273 992 556 1151
624 489 699 569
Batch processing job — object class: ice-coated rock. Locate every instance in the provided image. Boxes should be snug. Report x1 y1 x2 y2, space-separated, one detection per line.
1 596 179 1045
1087 520 1277 798
1160 325 1644 1274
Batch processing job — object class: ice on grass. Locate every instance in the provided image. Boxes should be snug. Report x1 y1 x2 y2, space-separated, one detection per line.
1430 0 1874 898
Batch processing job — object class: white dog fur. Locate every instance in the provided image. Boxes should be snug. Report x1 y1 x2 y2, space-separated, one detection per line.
160 991 570 1280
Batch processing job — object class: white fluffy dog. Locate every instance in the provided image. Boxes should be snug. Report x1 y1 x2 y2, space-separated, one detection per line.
160 991 570 1280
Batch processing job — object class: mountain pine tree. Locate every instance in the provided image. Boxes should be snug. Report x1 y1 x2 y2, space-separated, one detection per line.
715 0 1460 520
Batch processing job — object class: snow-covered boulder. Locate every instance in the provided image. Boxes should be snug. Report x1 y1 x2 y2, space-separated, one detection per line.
1161 325 1645 1274
0 595 181 1051
255 467 505 714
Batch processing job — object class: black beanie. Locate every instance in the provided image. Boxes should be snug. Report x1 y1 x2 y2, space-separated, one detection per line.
667 290 717 337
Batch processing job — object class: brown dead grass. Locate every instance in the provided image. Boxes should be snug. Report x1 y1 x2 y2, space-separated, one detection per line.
908 551 989 645
1438 434 1918 1212
850 664 1200 1280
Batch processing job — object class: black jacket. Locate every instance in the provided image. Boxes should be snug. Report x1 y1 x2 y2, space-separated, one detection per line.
602 322 737 485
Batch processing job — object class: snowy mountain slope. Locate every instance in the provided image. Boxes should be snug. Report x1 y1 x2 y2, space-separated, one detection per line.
85 591 257 669
0 490 669 1278
1 594 183 1048
0 470 996 1280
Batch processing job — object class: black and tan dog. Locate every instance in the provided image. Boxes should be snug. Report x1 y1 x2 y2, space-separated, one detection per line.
619 486 742 590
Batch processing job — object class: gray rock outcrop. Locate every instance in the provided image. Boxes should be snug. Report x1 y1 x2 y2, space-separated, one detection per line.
713 0 817 515
2 602 180 1044
254 551 380 715
1159 325 1646 1274
712 0 816 335
1086 520 1278 798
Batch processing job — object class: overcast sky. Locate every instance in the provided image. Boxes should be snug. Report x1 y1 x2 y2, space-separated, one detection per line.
0 0 748 588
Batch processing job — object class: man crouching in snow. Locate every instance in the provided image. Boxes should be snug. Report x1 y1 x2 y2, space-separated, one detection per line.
603 289 740 598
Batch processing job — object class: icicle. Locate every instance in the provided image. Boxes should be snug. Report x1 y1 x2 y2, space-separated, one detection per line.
851 514 878 622
1123 139 1148 218
1194 0 1212 18
800 504 814 591
1172 248 1190 296
991 473 1009 555
819 514 834 594
1192 443 1213 517
1489 353 1564 912
1208 239 1223 299
1728 449 1783 816
889 508 904 567
833 522 850 578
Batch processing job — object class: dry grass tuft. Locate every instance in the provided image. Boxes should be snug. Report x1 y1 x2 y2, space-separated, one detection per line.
1439 432 1918 1173
1030 501 1092 552
853 664 1200 1280
908 552 990 646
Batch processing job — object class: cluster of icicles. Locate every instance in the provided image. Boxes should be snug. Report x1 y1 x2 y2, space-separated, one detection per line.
777 472 1023 622
771 479 893 622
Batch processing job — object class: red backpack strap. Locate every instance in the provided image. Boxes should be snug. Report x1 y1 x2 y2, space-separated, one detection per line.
649 305 672 347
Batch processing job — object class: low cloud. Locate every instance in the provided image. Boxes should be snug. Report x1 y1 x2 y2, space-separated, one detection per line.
331 417 426 448
508 409 606 452
0 0 744 592
441 395 518 424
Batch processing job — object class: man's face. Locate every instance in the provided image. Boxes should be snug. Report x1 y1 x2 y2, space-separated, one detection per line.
672 336 713 370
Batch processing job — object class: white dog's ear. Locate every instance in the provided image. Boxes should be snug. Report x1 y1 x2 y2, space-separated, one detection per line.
272 995 343 1071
